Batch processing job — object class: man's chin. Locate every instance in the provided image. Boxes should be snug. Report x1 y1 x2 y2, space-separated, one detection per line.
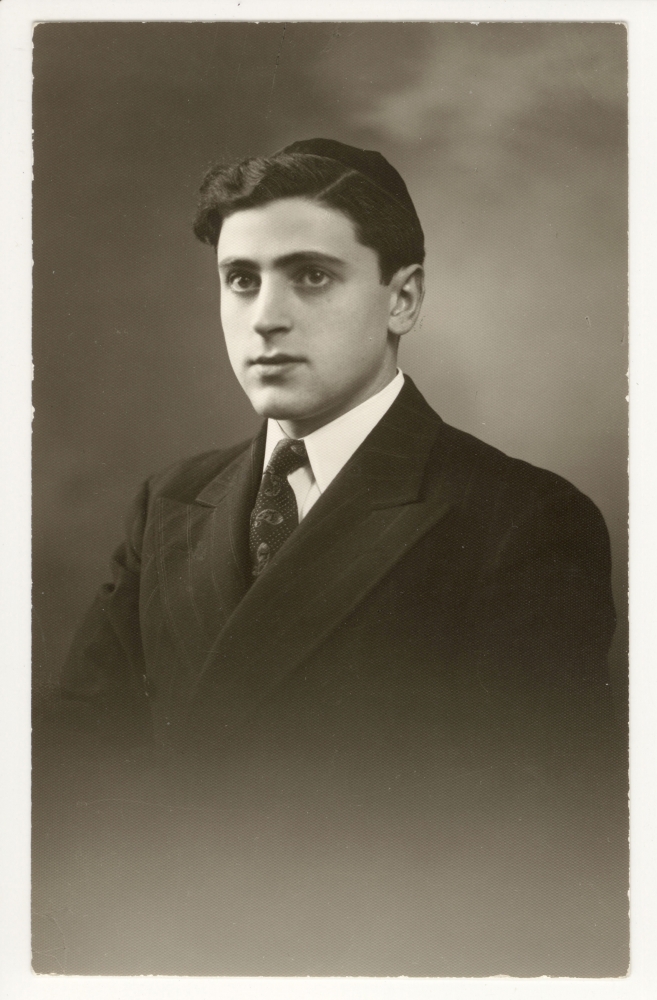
250 399 307 420
245 387 313 423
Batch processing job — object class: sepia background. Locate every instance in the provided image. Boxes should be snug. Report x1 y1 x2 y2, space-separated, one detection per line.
32 21 628 710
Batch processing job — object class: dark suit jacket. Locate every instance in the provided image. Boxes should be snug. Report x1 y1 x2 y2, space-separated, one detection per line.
38 377 627 976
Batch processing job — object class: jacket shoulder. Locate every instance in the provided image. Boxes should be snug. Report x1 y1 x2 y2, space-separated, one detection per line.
431 418 612 576
436 418 598 514
403 379 591 508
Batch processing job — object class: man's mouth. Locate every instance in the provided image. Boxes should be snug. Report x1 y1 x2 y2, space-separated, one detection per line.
249 354 305 367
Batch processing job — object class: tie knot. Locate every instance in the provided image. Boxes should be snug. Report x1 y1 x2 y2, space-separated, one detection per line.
266 438 308 478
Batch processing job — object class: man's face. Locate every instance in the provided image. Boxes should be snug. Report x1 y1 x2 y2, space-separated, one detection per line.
217 197 401 437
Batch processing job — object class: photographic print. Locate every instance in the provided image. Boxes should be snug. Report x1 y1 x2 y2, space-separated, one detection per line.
31 20 629 978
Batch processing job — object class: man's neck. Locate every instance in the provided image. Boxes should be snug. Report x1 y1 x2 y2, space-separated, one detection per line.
276 368 401 440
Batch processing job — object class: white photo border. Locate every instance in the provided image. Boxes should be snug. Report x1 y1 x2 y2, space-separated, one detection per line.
2 2 652 998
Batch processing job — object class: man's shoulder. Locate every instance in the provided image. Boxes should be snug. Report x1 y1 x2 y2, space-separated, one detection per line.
401 377 590 513
432 416 604 528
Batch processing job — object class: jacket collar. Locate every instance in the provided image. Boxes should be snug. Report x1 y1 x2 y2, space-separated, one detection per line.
196 375 437 514
195 423 266 509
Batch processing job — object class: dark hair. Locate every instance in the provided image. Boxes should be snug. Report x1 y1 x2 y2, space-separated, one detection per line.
193 151 425 284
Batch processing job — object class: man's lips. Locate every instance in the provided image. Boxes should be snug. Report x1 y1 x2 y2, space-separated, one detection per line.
249 355 305 366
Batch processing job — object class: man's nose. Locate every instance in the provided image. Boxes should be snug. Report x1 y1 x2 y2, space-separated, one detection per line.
252 277 292 336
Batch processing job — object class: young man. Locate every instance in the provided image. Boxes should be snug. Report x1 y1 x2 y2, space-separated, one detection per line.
43 139 627 976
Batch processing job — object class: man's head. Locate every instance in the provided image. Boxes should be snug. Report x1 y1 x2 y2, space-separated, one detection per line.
194 139 426 437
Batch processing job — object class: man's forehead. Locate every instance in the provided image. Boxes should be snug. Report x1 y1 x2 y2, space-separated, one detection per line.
217 196 361 261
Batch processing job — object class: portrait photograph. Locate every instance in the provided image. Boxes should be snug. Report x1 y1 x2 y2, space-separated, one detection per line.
0 4 643 991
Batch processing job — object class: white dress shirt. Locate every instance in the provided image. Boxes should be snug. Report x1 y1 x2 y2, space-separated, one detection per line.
263 370 405 520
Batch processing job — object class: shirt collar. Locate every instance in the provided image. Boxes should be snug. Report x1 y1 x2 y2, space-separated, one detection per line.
264 369 405 494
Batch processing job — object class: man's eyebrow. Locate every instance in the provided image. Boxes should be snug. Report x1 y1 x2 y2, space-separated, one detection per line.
274 251 347 270
217 256 259 272
218 251 347 271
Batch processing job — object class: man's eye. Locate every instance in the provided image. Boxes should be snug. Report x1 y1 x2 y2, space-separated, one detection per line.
296 268 330 289
227 272 258 292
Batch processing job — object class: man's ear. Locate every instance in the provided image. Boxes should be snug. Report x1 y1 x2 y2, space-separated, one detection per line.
387 264 425 337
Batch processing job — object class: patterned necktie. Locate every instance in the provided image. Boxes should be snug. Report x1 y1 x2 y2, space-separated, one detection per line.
249 438 309 578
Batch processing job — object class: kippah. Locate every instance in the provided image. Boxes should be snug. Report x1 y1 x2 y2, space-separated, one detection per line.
278 137 418 219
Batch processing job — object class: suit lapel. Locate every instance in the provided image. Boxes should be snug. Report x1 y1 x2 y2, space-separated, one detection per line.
154 428 265 689
186 379 459 733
